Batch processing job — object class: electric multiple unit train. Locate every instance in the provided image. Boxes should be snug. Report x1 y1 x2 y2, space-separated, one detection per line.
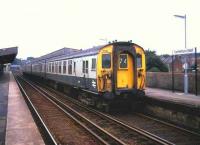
23 42 146 106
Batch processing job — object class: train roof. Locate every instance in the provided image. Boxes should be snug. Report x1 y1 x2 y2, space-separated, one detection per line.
30 47 79 63
26 42 144 64
48 45 106 62
28 45 106 63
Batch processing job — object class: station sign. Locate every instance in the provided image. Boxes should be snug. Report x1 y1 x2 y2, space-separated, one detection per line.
173 48 194 55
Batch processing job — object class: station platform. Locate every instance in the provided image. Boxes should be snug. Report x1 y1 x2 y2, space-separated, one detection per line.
145 87 200 108
0 72 44 145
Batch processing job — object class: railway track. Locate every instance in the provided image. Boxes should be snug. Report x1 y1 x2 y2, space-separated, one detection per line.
19 75 176 145
15 75 124 145
25 75 200 145
113 113 200 145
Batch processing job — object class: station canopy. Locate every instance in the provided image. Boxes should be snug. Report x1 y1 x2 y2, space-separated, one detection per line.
0 47 18 64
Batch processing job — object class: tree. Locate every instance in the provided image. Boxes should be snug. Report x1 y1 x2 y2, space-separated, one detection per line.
145 50 168 72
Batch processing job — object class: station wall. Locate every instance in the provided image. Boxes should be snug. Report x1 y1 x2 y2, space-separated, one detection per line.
146 72 200 94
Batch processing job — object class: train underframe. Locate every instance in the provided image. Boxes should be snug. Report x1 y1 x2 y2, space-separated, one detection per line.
23 73 145 112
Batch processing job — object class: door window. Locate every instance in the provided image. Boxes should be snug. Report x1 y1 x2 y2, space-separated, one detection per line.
82 60 88 74
119 54 128 69
85 60 88 73
137 54 142 68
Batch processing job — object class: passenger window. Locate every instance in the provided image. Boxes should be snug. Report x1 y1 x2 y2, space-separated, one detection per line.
91 58 96 70
137 54 142 68
102 54 111 68
82 60 88 74
56 62 58 73
82 61 85 73
54 61 58 73
50 62 52 73
48 63 50 72
59 61 62 73
68 60 72 74
52 62 54 73
119 54 128 69
63 61 66 74
85 61 88 73
73 61 76 73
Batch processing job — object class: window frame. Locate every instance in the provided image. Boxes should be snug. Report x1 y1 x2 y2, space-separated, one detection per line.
119 54 128 69
136 54 142 68
102 53 111 69
91 58 96 71
63 61 67 74
68 60 72 75
73 61 76 73
85 60 88 74
82 60 85 73
52 62 55 73
82 60 89 74
59 61 62 74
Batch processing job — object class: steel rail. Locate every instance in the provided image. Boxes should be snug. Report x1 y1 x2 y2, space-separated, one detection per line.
135 112 200 137
15 76 57 145
44 82 200 138
27 77 174 145
19 76 127 145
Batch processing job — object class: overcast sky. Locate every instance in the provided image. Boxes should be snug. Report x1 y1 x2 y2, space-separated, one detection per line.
0 0 200 59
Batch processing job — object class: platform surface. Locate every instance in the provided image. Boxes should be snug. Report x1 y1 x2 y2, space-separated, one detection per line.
5 72 44 145
145 87 200 108
0 73 9 145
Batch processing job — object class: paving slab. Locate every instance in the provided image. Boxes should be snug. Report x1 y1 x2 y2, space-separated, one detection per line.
145 87 200 108
5 72 44 145
0 73 9 145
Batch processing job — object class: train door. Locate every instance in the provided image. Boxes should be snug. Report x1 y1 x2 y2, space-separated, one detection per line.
117 53 134 89
83 60 89 88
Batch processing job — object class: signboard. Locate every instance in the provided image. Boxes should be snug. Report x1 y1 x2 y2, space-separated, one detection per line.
174 48 194 55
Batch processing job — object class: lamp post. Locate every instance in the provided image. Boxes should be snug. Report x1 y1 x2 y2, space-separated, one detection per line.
174 14 188 94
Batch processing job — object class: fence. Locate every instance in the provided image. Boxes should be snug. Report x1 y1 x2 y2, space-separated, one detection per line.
146 72 200 95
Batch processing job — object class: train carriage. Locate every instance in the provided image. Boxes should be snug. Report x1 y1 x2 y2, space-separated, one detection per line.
23 42 146 106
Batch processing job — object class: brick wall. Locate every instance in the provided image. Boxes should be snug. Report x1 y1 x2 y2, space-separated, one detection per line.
146 72 200 94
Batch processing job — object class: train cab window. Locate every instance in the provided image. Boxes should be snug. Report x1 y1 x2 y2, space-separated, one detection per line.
119 54 128 69
137 54 142 68
68 60 72 74
59 61 62 73
102 54 111 68
63 61 66 74
91 58 96 70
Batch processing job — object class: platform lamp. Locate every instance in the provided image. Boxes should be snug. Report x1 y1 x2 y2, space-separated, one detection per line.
174 14 188 94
